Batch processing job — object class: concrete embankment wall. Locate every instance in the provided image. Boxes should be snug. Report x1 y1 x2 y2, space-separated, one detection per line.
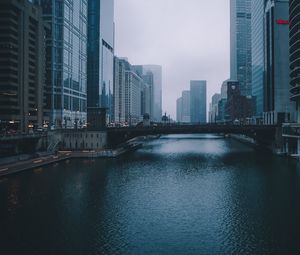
230 127 285 156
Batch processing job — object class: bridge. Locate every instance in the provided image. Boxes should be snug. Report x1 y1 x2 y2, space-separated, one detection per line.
107 124 279 147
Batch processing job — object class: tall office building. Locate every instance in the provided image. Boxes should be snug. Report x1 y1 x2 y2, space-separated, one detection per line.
0 0 47 132
251 0 265 116
190 80 207 123
230 0 252 96
263 0 295 124
41 0 88 129
282 0 300 156
221 80 229 99
209 93 221 123
290 0 300 122
141 71 154 118
176 97 183 122
142 65 162 121
113 57 126 123
132 66 153 119
123 61 143 126
87 0 114 123
181 91 191 123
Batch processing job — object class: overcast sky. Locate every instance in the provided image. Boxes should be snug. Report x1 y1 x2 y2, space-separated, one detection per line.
114 0 230 119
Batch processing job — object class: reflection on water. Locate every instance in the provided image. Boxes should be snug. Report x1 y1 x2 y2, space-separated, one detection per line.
1 135 300 255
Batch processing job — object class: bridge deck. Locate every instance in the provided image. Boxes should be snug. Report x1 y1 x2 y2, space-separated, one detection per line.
108 124 278 135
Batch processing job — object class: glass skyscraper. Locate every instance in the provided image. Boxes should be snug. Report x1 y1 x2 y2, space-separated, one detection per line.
251 0 265 116
263 0 295 124
41 0 88 128
290 0 300 122
141 65 162 122
230 0 252 96
190 80 207 123
87 0 114 123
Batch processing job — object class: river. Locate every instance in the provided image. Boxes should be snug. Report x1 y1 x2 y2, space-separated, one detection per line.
1 135 300 254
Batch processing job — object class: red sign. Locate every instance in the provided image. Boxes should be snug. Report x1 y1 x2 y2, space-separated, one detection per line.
276 19 289 25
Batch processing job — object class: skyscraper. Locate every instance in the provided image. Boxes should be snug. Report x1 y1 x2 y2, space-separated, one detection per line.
289 0 300 123
281 0 300 156
141 71 154 118
176 97 183 122
221 79 229 99
181 90 191 123
209 93 221 123
0 0 47 132
251 0 265 116
141 65 162 122
124 63 143 126
87 0 114 123
263 0 295 124
190 80 207 123
113 57 126 124
230 0 252 96
41 0 88 129
132 66 153 119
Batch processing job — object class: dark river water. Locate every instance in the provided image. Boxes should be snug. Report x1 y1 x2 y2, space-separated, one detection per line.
1 135 300 255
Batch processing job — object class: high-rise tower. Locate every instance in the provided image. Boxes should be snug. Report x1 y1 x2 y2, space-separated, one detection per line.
230 0 252 96
41 0 88 129
87 0 115 124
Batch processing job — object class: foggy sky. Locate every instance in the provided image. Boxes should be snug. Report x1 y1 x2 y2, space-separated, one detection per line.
114 0 230 119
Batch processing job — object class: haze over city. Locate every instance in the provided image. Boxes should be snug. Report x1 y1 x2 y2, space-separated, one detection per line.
115 0 230 118
2 0 300 254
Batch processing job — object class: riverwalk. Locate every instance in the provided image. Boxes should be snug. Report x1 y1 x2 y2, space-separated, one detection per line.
0 142 142 177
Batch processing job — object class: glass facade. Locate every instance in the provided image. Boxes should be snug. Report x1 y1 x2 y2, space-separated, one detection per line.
42 0 88 128
87 0 114 123
142 65 162 122
230 0 252 96
263 0 295 124
190 81 207 123
251 0 265 116
290 0 300 109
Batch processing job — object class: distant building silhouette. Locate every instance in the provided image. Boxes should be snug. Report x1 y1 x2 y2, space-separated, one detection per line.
142 65 162 122
181 90 191 123
190 81 207 123
176 97 183 122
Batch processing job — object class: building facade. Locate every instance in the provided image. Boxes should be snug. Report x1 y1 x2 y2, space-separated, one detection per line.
176 97 183 122
87 0 114 123
217 99 228 123
190 80 207 123
124 62 143 126
251 0 266 116
141 71 154 118
289 0 300 120
181 90 191 123
0 0 47 132
282 0 300 156
230 0 252 96
221 79 229 99
263 0 295 125
142 65 162 122
41 0 88 129
209 93 221 123
113 57 126 124
225 81 255 122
